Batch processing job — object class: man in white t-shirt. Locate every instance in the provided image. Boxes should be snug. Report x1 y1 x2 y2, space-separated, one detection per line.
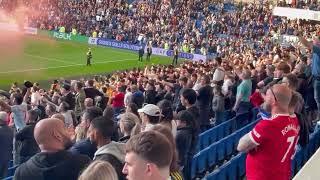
212 57 225 86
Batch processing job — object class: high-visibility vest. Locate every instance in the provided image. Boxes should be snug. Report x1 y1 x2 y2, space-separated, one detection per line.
59 26 65 33
164 42 169 50
72 28 77 35
92 31 97 38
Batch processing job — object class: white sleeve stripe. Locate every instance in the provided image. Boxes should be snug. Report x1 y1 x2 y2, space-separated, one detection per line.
249 131 260 146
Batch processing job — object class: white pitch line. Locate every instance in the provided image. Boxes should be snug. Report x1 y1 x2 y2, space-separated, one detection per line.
0 58 139 74
25 53 79 65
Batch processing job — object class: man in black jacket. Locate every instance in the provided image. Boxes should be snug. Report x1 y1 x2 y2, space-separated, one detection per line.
60 84 75 111
14 118 90 180
84 79 104 104
138 46 144 62
0 112 13 179
15 110 40 164
69 107 103 159
88 116 126 180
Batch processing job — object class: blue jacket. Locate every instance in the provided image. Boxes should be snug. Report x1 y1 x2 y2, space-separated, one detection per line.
69 139 97 159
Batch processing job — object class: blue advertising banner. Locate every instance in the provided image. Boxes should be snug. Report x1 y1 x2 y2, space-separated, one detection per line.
97 38 141 51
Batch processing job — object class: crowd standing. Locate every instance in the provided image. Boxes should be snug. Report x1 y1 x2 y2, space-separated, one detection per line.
0 0 320 180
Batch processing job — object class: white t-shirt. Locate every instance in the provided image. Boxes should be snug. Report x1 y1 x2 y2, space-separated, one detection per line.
222 79 233 96
213 67 225 82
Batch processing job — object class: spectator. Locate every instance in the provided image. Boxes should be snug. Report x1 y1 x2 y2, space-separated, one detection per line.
282 73 304 114
58 102 76 128
89 116 126 180
175 110 194 173
111 86 125 116
78 161 118 180
212 57 225 86
196 75 213 131
0 92 27 131
212 85 225 125
130 85 144 109
15 110 40 164
151 125 183 180
237 84 299 180
60 84 75 111
298 33 320 120
138 104 161 131
70 107 103 159
122 131 173 180
119 112 141 143
144 82 157 105
125 103 140 118
157 99 177 137
0 111 13 179
84 98 94 109
14 118 91 180
74 81 86 120
45 104 57 118
233 69 252 114
84 80 104 103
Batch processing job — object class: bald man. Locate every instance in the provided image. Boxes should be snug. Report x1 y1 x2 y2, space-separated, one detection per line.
237 84 300 180
14 118 90 180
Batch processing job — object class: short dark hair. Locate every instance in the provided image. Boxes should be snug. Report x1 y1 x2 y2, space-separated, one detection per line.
179 76 188 84
146 114 159 124
126 131 173 169
88 79 95 86
91 116 115 139
181 88 197 105
27 109 39 122
157 100 173 122
215 57 222 65
13 93 23 105
84 107 103 123
76 81 83 89
284 73 298 90
202 75 211 84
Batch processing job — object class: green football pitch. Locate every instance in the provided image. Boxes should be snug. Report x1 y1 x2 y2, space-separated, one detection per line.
0 35 172 89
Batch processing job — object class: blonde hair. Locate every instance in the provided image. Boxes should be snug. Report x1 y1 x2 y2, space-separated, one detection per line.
78 161 118 180
120 112 141 137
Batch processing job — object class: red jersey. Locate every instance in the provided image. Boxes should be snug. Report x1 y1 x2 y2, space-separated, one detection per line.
246 114 300 180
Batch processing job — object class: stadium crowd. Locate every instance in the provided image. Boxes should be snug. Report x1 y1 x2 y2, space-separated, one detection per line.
0 0 320 180
0 0 319 55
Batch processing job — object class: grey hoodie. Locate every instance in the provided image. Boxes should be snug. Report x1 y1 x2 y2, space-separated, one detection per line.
94 141 126 162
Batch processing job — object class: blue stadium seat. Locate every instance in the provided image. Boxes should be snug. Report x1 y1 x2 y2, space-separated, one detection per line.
236 112 249 129
217 123 225 140
294 147 304 174
195 148 208 175
216 139 226 162
208 127 218 144
250 107 259 122
223 120 233 137
198 130 211 150
225 133 236 157
3 176 13 180
234 153 246 178
207 143 218 168
205 169 220 180
8 160 13 168
216 162 228 180
7 165 18 177
227 159 237 180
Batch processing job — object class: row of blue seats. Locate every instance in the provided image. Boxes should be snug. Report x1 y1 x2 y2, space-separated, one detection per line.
2 165 17 180
191 119 259 179
292 126 320 177
205 153 246 180
197 109 258 152
203 124 320 180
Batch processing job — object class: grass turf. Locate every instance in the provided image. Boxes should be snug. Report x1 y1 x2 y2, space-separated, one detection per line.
0 35 172 89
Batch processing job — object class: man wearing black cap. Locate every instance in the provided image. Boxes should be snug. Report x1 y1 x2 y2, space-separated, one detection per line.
60 84 75 111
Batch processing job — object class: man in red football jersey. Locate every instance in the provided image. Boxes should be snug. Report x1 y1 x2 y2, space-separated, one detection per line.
237 84 300 180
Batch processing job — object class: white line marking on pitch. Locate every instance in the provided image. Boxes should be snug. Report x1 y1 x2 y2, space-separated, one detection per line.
0 58 138 74
25 53 79 65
